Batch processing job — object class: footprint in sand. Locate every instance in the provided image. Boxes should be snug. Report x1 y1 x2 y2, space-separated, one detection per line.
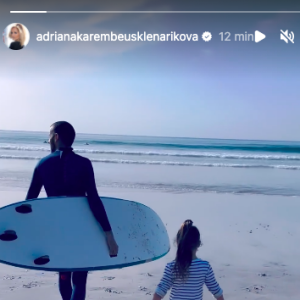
242 284 265 294
140 272 153 277
90 287 101 291
23 281 41 288
139 286 152 295
259 223 270 230
102 276 115 280
105 287 122 294
3 275 16 280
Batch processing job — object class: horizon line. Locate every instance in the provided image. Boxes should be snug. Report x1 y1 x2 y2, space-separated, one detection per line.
0 129 299 143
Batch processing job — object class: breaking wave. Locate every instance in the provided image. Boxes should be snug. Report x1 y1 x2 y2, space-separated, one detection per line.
1 146 300 161
0 155 300 170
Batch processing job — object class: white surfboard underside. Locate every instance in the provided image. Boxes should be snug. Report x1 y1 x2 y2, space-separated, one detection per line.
0 197 170 271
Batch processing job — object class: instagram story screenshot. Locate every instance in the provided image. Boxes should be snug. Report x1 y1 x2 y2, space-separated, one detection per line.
0 1 299 299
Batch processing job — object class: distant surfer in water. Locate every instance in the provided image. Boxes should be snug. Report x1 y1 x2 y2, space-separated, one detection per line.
26 121 118 300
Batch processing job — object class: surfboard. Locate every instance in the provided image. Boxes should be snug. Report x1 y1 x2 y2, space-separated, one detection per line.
0 196 170 272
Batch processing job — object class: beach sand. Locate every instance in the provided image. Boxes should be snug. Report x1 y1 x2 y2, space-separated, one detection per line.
0 189 299 299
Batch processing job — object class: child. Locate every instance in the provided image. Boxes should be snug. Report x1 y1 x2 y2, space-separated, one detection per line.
153 220 224 300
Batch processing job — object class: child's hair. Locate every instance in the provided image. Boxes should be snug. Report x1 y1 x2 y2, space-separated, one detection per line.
173 220 201 281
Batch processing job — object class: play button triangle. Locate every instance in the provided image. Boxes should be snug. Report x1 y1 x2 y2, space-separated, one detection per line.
255 30 266 43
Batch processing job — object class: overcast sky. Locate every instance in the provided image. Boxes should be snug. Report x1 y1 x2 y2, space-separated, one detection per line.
0 0 299 140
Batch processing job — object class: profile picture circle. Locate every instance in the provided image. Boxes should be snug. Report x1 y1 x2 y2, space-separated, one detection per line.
3 23 30 50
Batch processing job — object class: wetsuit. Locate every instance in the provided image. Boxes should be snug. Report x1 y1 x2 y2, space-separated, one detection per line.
26 148 111 300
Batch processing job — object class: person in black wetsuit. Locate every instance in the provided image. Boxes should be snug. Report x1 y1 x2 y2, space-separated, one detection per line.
8 24 25 50
26 121 118 300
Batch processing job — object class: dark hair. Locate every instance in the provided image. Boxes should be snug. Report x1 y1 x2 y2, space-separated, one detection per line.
51 121 76 147
173 220 201 281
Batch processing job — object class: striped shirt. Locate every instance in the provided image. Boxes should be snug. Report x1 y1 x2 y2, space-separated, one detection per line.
155 258 223 300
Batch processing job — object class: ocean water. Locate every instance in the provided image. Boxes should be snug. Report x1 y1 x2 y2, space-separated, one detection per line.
0 130 300 197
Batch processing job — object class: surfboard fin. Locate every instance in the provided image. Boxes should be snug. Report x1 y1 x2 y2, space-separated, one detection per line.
0 230 18 241
34 255 50 265
15 204 32 214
